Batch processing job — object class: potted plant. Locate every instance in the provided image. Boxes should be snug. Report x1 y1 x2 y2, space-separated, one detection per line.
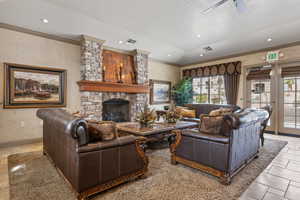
172 78 193 106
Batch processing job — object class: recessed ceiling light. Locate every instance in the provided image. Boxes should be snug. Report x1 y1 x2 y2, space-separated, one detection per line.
200 54 204 57
267 38 272 42
197 34 201 38
167 54 171 57
41 18 49 23
118 40 123 44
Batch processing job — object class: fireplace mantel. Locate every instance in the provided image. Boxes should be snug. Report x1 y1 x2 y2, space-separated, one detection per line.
77 80 150 94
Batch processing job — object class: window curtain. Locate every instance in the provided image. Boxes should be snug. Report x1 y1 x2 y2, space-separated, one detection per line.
224 73 240 105
281 66 300 77
182 61 241 105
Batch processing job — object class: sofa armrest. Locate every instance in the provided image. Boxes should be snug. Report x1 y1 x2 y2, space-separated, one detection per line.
77 135 137 153
37 108 89 146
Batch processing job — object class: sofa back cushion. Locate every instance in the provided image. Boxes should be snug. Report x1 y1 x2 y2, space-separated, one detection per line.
184 104 240 118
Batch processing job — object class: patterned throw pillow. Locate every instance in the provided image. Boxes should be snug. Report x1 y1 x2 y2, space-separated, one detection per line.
209 108 232 117
199 115 224 135
176 106 196 118
88 121 117 142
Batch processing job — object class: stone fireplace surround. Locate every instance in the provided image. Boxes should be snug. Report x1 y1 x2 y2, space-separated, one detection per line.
79 35 149 121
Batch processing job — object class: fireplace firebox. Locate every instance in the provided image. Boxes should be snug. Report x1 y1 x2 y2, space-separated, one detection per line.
102 99 130 122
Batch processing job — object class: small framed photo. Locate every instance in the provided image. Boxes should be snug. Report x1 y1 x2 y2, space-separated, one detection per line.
150 79 171 104
3 63 67 109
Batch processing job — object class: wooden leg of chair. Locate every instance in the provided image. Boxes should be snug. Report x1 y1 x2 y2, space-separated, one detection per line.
171 158 177 165
140 174 147 179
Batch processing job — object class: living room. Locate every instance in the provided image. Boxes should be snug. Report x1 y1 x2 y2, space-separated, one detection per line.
1 0 300 200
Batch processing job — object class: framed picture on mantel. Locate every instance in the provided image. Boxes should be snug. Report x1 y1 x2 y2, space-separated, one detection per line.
150 79 171 104
3 63 67 109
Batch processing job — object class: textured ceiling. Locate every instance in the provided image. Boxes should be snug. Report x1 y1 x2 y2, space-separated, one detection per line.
1 0 300 66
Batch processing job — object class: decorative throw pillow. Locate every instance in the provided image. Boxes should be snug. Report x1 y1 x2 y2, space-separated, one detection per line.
199 115 224 135
209 108 232 117
176 106 196 118
72 111 83 118
88 121 117 142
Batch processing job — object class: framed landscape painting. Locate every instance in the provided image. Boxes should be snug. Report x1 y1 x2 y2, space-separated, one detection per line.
3 63 67 108
150 79 171 104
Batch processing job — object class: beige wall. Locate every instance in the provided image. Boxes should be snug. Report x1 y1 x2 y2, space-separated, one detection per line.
182 45 300 107
0 28 180 145
148 59 180 110
0 28 81 145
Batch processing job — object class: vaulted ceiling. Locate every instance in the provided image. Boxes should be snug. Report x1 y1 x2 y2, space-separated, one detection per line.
1 0 300 66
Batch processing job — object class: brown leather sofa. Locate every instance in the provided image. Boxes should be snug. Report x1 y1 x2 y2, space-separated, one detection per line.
170 108 269 184
182 103 240 122
37 109 148 200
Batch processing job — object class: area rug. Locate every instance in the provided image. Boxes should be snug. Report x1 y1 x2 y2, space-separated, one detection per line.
8 139 287 200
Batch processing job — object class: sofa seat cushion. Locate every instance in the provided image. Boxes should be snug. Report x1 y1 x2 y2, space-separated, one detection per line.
78 135 136 153
181 129 229 144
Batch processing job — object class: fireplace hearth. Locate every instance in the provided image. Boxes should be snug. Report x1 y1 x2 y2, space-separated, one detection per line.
102 99 130 122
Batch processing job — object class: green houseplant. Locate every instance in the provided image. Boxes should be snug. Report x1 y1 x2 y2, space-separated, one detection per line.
172 78 193 106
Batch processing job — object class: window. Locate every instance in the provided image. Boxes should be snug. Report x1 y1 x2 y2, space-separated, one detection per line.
249 79 271 109
192 75 227 104
283 76 300 129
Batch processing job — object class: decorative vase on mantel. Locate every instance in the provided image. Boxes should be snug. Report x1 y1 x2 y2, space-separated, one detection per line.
136 104 157 128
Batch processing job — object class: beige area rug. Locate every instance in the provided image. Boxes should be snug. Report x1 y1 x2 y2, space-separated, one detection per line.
8 139 287 200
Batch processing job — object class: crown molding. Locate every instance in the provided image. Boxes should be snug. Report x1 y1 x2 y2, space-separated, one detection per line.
0 23 80 45
81 35 105 44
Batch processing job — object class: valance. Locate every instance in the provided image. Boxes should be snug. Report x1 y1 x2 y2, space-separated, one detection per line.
281 66 300 77
246 69 271 80
182 61 241 78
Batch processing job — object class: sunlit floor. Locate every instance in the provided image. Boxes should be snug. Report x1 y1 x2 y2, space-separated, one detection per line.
0 134 300 200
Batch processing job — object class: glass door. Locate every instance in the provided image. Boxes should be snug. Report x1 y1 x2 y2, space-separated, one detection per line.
279 65 300 134
247 79 273 128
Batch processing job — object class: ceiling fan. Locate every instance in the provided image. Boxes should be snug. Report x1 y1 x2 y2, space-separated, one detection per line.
202 0 247 14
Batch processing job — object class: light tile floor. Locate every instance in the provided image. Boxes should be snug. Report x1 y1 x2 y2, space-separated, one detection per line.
0 134 300 200
239 134 300 200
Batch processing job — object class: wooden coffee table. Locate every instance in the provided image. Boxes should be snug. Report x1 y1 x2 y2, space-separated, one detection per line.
117 121 198 148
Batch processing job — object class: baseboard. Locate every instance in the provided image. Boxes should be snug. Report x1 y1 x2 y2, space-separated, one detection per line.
265 131 300 138
0 138 42 149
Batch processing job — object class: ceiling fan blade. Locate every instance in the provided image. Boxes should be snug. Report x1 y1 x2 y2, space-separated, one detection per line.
234 0 247 13
202 0 230 14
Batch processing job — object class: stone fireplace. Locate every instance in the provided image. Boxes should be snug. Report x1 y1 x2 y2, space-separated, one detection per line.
79 35 149 121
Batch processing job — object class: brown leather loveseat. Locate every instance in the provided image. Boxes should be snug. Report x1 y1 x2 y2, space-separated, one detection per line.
170 108 269 184
37 109 148 200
